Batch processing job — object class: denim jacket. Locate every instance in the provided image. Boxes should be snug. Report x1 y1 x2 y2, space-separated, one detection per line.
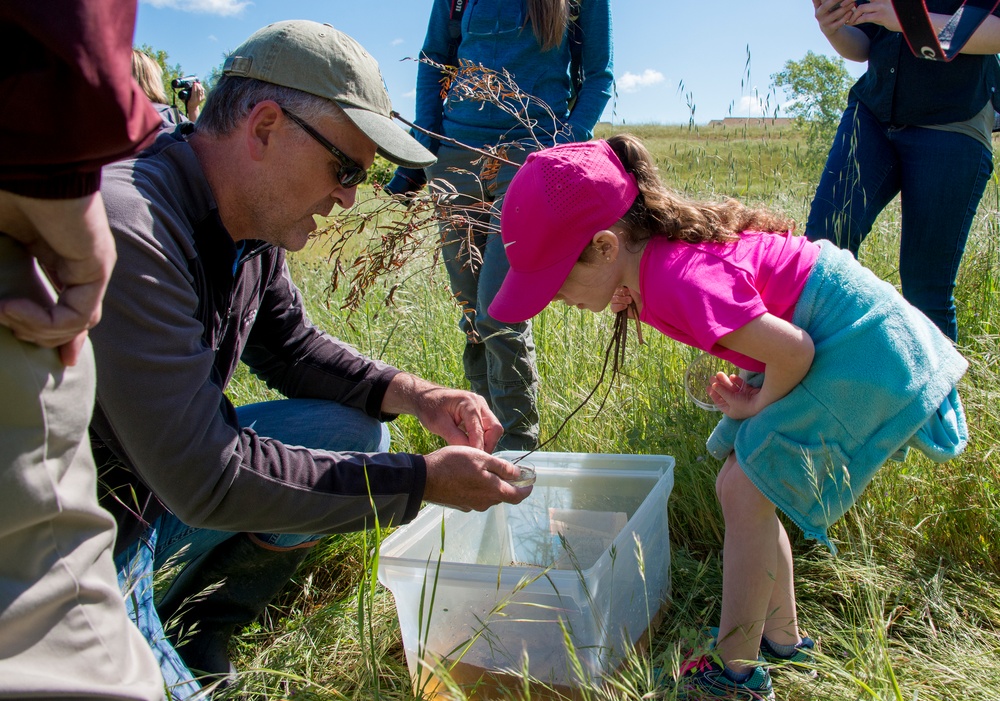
850 0 1000 125
414 0 613 150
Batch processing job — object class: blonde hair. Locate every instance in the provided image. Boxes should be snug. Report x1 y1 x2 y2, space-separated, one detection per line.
526 0 570 51
606 133 795 246
131 49 168 104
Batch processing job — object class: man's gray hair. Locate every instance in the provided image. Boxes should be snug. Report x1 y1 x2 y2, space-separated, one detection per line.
196 75 346 136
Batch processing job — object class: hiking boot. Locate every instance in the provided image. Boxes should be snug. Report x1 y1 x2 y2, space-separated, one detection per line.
677 656 775 700
156 533 311 688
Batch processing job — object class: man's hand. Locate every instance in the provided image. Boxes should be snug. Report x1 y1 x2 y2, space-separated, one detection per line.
423 446 532 511
0 190 117 366
383 373 504 452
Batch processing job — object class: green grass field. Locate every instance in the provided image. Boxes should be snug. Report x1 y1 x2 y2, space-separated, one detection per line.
215 123 1000 700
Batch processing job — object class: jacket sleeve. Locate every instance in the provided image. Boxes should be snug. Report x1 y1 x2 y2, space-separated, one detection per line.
564 0 614 142
412 0 454 153
241 252 403 422
387 0 454 191
0 0 161 198
92 173 425 536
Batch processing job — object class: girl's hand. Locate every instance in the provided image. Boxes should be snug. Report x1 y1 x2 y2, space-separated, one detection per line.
814 0 859 37
848 0 902 32
708 372 762 420
610 286 636 315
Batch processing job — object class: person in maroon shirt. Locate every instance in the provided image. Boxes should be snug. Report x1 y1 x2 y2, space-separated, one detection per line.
0 2 165 698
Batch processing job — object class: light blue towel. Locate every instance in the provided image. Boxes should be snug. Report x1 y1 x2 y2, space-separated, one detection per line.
706 242 968 554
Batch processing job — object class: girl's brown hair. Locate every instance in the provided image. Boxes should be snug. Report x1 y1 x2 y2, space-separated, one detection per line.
526 0 570 51
606 133 795 246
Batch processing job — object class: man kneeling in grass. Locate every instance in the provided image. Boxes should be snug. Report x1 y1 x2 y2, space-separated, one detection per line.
92 20 531 699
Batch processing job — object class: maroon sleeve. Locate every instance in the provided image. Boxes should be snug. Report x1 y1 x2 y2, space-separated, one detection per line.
0 0 161 198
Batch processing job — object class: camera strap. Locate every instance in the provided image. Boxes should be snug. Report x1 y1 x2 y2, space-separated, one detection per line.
891 0 1000 61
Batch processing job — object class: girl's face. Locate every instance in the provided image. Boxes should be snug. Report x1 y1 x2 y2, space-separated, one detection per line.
554 235 623 313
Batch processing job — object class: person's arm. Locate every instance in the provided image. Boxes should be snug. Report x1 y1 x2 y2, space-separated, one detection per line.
849 0 1000 53
91 187 430 533
94 190 525 532
381 371 504 452
241 254 502 453
0 1 160 366
385 0 453 195
563 0 614 142
708 313 815 419
185 81 205 121
0 1 161 193
0 190 115 366
814 0 872 61
241 254 404 421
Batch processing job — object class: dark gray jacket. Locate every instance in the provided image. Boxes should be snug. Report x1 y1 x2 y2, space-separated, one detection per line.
93 125 426 555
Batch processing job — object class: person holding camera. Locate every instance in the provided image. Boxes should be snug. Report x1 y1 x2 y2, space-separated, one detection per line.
131 49 204 126
0 1 167 699
171 75 205 122
806 0 1000 341
93 20 532 698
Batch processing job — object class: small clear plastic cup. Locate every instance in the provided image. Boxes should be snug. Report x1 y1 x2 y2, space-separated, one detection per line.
508 462 536 488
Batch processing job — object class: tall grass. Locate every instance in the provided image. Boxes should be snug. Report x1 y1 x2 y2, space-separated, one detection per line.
216 124 1000 700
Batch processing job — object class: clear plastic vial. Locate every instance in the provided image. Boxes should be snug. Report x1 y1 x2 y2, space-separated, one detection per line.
508 463 536 488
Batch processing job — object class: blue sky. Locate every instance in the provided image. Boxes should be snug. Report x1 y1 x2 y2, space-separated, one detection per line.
134 0 868 126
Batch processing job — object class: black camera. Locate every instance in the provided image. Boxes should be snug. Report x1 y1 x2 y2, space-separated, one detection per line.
171 75 199 103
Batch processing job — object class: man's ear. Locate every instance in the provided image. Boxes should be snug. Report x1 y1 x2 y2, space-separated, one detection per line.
245 101 282 162
592 230 621 261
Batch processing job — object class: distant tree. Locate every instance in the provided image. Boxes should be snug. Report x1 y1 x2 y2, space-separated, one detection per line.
771 51 854 171
199 62 225 94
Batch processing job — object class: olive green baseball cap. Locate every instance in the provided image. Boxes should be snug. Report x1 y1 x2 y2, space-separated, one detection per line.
223 19 435 169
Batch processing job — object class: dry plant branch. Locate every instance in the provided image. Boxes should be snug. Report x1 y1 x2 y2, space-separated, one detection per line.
316 58 571 321
313 59 644 451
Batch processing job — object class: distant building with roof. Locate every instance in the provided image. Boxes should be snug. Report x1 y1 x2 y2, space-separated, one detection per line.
707 117 793 128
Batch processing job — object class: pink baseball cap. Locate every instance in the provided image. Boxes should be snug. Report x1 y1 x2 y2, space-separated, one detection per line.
489 140 639 324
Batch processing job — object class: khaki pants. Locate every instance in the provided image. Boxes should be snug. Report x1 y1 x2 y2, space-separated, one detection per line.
0 236 164 699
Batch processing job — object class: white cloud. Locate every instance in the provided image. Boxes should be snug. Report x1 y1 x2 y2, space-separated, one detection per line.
142 0 251 16
403 89 417 99
617 69 665 94
391 38 405 47
735 94 766 117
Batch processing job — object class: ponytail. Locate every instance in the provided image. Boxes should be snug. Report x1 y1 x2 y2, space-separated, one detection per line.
606 134 795 246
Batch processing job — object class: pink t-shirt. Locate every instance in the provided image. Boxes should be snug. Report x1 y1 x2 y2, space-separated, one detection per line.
637 231 821 372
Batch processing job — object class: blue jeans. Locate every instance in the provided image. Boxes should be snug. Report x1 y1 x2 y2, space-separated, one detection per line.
115 399 390 698
805 100 993 341
427 145 539 451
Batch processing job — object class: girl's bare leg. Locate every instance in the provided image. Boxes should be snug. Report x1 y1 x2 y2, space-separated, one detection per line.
762 518 800 646
714 454 798 673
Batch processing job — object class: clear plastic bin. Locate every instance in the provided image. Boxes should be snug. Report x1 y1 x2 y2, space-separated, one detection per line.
377 452 674 697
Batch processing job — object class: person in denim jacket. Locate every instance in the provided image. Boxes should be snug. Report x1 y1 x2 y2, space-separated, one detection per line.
807 0 1000 341
386 0 614 452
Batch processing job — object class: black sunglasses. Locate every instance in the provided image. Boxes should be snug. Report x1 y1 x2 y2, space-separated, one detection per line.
281 107 368 188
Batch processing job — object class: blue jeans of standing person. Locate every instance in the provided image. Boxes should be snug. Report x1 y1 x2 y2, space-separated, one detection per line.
426 144 539 452
115 399 390 699
805 100 994 341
